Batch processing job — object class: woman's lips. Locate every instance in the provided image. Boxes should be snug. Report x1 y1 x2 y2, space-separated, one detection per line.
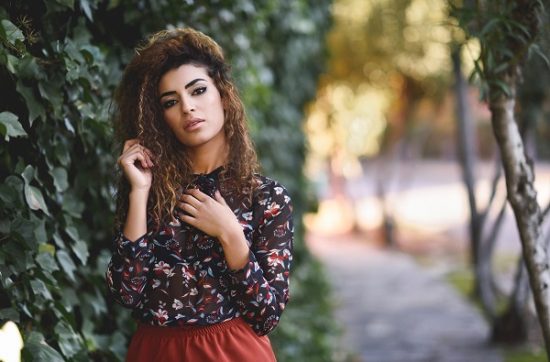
184 118 204 131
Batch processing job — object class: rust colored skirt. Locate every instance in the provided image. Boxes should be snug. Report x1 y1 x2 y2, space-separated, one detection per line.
125 318 276 362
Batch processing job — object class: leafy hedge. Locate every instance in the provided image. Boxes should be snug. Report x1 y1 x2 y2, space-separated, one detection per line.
0 1 336 361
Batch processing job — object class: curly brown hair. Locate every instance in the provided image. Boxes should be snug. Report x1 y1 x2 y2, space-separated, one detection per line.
113 28 259 230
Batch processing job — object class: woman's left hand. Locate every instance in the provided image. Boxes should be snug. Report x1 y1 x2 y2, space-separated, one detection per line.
177 189 242 240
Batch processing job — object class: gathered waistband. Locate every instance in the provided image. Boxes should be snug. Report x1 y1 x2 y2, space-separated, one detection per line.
136 317 246 338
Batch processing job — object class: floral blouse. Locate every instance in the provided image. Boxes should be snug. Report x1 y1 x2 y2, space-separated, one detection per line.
106 167 293 336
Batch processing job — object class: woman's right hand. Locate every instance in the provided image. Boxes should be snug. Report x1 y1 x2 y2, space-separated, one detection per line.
117 139 154 192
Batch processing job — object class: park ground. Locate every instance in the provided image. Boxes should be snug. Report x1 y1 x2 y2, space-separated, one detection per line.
303 160 550 362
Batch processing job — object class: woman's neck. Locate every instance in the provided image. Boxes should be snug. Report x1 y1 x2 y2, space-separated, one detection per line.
188 144 228 175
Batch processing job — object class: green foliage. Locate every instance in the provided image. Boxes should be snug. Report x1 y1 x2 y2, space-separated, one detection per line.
450 0 547 101
0 1 335 361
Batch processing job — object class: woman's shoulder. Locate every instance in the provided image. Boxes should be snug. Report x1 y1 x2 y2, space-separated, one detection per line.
252 173 292 202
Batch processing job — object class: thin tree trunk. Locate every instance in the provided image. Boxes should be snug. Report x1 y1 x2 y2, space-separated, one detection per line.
453 46 499 317
376 178 396 248
489 70 550 357
452 48 481 264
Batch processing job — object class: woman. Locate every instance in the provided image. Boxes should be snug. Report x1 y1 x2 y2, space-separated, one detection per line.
106 28 293 361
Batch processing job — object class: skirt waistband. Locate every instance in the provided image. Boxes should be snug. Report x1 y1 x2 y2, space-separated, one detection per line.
136 317 246 338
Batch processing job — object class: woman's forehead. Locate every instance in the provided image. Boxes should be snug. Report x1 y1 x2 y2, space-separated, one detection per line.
159 64 212 89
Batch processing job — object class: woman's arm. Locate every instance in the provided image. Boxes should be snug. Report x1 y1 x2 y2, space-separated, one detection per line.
178 188 251 270
123 189 149 241
227 181 294 336
106 139 155 307
177 179 294 335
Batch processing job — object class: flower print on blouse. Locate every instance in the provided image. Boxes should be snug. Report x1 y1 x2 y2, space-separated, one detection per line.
106 166 293 336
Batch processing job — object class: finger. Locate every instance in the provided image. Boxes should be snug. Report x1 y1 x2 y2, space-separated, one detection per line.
178 213 197 227
143 149 155 167
178 202 198 216
133 152 150 169
123 139 139 152
185 188 208 202
141 150 154 168
179 194 201 209
214 190 227 205
120 148 148 168
121 144 144 163
128 145 153 168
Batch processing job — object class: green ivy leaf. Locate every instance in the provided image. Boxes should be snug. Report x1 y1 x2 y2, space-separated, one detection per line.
71 239 89 265
0 19 24 45
52 232 65 248
56 250 76 282
24 331 64 362
54 140 71 166
62 193 85 217
10 217 36 251
0 112 27 141
58 289 78 313
0 308 20 322
15 81 45 126
80 0 94 21
38 243 55 255
65 226 79 241
80 44 104 65
36 252 59 273
63 118 76 134
0 176 23 207
38 81 64 114
34 219 48 244
18 303 32 319
24 184 50 215
55 0 75 9
0 53 19 74
54 321 83 358
21 164 34 184
30 279 53 300
16 56 44 80
50 167 69 192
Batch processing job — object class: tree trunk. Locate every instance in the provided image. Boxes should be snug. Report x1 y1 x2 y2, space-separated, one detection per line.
489 69 550 357
452 47 498 317
492 256 533 343
452 48 481 263
376 178 396 248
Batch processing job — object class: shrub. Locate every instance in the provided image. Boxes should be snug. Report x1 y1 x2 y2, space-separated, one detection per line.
0 1 336 361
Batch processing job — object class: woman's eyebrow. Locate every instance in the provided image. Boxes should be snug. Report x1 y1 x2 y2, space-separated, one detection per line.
184 78 206 89
159 78 207 99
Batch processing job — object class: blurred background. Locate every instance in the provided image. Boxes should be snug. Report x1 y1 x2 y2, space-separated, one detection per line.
0 0 549 361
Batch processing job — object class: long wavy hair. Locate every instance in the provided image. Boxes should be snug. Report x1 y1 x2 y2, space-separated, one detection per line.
113 28 259 231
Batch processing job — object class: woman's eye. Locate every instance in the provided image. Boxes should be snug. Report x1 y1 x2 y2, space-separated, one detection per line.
163 99 177 109
192 87 206 96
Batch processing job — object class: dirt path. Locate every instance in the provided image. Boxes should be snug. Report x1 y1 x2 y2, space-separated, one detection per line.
306 232 503 362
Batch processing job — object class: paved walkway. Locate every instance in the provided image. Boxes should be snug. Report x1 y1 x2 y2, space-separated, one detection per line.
306 232 503 362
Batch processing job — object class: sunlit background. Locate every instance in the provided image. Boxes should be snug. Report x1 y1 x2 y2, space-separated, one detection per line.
302 0 550 360
1 0 550 361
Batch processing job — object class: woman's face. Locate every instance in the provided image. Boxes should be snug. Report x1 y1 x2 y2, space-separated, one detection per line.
158 63 225 150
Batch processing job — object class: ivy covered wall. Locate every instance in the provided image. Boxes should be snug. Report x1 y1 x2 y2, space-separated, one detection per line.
0 1 336 361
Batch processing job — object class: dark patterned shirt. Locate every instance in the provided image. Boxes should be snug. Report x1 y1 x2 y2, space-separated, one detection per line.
106 167 293 336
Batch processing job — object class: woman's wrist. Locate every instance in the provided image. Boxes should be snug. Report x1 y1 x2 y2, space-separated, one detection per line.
219 225 250 271
124 188 150 242
129 187 150 200
218 222 245 246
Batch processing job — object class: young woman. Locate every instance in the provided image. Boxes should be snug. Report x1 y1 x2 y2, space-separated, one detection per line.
106 28 293 361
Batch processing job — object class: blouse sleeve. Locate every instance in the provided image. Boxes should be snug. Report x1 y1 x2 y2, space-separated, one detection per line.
105 231 155 308
228 181 294 335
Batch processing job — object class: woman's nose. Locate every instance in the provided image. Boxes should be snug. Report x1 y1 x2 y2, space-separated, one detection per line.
180 96 195 113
